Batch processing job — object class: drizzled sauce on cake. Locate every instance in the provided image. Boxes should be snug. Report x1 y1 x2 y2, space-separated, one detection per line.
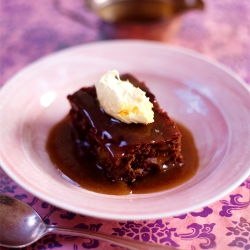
46 73 199 195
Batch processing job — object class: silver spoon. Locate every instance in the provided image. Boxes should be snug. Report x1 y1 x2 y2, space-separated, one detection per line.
0 194 179 249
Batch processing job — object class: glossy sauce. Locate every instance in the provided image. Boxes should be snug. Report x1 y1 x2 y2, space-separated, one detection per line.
97 0 183 24
46 118 198 195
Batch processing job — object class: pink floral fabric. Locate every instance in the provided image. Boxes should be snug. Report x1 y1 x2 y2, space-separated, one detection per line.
0 0 250 249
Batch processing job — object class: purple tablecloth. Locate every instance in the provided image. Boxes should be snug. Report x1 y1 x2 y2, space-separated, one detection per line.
0 0 250 249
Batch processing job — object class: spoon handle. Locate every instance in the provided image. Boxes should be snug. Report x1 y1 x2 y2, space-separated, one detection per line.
47 225 178 250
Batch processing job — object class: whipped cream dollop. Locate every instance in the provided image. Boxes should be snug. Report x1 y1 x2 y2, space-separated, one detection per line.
95 70 154 124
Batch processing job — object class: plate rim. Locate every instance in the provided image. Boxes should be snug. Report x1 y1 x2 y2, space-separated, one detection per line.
0 40 250 220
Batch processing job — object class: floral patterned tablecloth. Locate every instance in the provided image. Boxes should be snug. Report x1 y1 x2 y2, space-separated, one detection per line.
0 0 250 249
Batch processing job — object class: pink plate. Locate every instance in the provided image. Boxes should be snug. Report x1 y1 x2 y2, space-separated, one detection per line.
0 40 250 220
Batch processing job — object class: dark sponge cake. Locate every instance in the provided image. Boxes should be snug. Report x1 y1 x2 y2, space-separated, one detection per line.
67 74 183 184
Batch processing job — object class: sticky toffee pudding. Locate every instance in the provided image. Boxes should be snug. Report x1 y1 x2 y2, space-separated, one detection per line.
46 74 198 194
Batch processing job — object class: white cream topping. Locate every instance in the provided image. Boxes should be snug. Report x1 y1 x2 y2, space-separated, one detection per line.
95 70 154 124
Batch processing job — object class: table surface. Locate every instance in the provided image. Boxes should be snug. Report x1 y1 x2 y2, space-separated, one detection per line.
0 0 250 249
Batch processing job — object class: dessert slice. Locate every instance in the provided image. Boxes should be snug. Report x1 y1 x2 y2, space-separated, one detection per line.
67 73 183 184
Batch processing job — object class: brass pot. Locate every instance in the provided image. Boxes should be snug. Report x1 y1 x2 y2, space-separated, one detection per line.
86 0 204 41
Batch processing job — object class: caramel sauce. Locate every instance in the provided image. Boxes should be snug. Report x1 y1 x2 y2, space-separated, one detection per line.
46 118 198 195
97 0 183 24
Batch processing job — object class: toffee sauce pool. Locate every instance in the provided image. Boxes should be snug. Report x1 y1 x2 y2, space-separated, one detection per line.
46 118 198 195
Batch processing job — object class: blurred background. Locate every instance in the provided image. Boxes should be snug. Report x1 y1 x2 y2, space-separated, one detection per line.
0 0 249 87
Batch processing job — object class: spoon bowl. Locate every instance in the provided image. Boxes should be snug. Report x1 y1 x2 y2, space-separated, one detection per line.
0 194 46 247
0 194 177 249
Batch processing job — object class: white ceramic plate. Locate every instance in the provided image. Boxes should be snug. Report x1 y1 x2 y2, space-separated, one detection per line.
0 40 250 220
